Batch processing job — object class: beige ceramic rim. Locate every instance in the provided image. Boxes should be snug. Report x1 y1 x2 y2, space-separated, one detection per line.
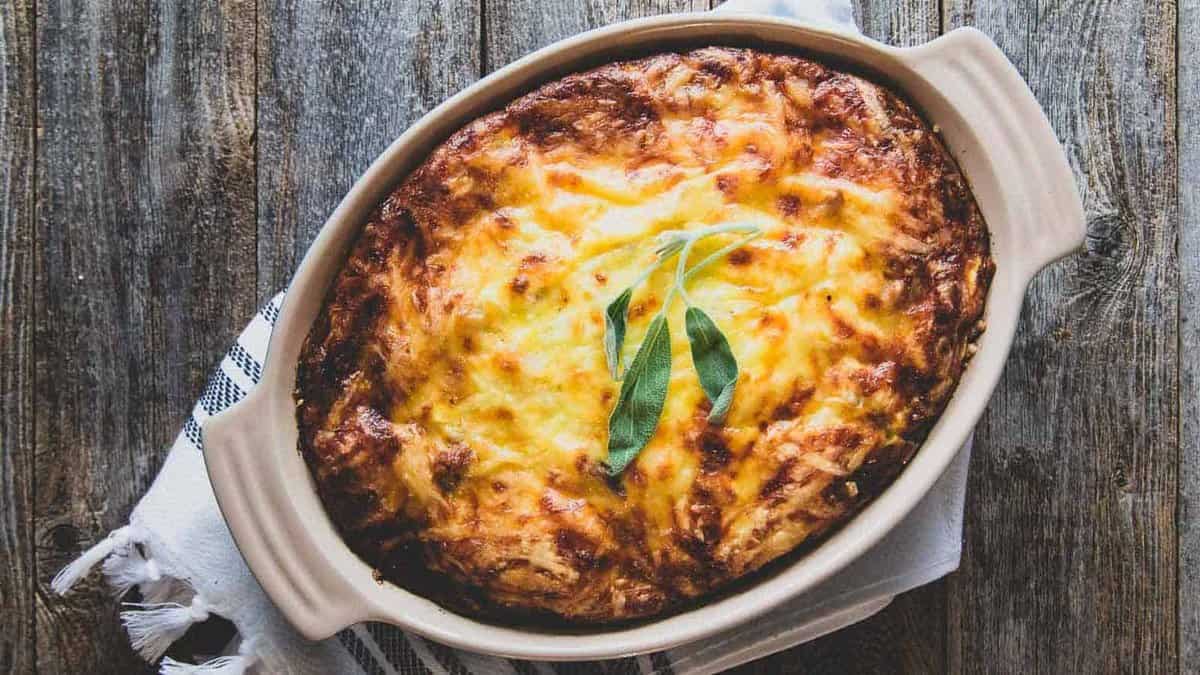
202 13 1085 661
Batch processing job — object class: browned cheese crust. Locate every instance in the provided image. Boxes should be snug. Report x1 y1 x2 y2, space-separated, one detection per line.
295 48 993 623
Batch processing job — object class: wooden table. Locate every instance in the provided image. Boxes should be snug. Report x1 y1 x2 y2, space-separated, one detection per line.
1 0 1189 672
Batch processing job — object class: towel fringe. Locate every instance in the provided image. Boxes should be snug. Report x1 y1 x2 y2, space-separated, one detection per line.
103 544 164 598
121 595 212 662
158 637 258 675
57 526 253 668
51 525 141 594
158 654 255 675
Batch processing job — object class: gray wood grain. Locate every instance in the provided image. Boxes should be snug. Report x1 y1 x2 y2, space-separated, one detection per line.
1179 0 1198 667
33 1 257 672
0 1 36 673
256 0 483 297
853 0 940 46
485 0 709 73
943 1 1179 672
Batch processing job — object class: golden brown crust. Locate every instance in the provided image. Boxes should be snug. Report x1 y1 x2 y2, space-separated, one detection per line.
295 47 993 623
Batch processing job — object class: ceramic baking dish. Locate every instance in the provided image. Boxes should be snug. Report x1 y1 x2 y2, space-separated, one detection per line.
202 13 1085 661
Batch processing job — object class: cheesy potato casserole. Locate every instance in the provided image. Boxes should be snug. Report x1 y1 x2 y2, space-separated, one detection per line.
295 47 993 623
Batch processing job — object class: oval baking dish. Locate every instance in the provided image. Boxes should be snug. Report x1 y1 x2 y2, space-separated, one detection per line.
203 13 1084 661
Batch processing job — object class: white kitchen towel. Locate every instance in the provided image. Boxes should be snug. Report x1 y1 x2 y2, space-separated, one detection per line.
52 2 973 673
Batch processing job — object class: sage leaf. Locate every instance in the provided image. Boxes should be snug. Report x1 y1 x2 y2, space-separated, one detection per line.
606 313 672 475
685 306 738 424
604 288 634 379
601 225 761 474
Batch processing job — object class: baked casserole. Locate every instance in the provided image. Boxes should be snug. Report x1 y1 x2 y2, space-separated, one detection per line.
294 47 993 623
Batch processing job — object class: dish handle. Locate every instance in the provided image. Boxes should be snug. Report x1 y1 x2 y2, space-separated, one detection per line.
203 389 369 640
903 27 1087 279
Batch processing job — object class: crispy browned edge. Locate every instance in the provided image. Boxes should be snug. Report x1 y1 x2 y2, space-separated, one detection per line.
293 47 994 625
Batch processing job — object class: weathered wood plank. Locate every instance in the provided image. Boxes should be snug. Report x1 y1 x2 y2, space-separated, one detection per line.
33 1 257 672
731 2 946 672
484 0 709 73
853 0 940 47
0 1 36 673
1179 0 1198 667
255 0 483 297
942 1 1178 672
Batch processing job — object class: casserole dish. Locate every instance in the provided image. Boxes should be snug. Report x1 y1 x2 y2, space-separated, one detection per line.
203 13 1085 661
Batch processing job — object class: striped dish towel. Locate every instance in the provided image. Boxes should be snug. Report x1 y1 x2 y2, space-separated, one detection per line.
50 2 974 673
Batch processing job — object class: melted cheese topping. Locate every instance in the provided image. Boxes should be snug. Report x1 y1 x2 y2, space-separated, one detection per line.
296 48 992 623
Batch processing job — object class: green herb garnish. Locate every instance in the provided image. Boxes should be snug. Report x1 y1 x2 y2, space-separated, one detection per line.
684 306 738 424
603 288 634 379
605 314 673 475
602 224 761 475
